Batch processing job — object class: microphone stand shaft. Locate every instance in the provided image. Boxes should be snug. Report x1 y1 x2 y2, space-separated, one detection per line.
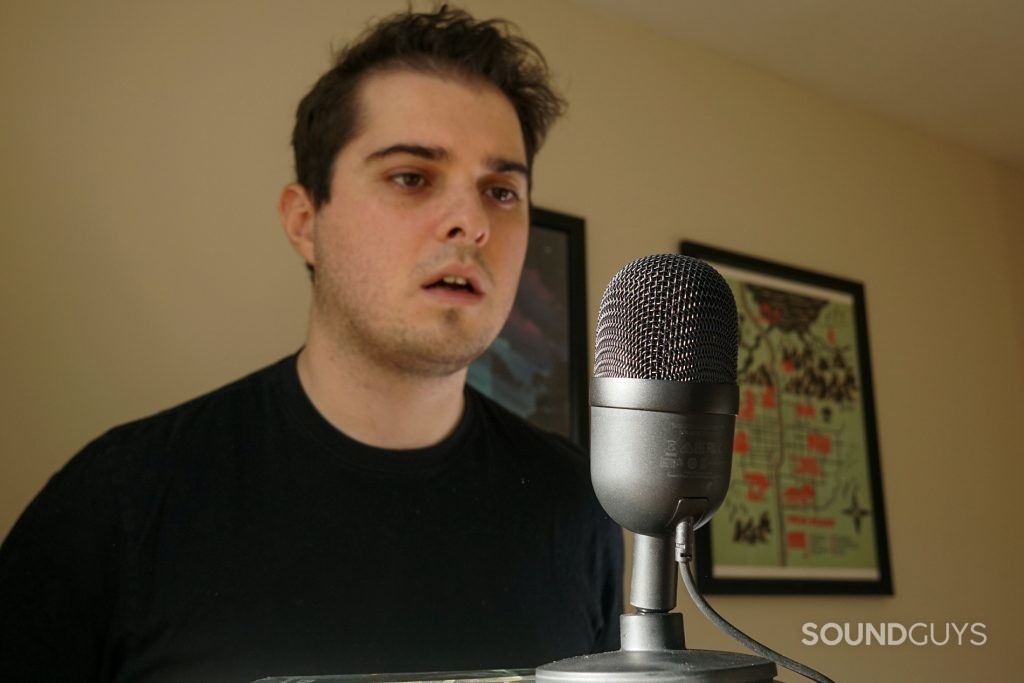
631 534 677 612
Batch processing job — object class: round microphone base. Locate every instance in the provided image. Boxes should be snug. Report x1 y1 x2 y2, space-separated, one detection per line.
535 649 776 683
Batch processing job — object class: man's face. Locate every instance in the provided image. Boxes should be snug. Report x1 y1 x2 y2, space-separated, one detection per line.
308 69 530 377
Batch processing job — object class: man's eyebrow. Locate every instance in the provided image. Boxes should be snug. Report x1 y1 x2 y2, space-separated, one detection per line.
489 157 530 180
365 143 450 163
364 144 530 180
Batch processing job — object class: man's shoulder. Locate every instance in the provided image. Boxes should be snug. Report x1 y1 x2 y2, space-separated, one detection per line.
77 354 295 474
114 355 291 436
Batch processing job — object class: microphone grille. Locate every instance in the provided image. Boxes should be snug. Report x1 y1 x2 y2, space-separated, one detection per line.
594 254 738 383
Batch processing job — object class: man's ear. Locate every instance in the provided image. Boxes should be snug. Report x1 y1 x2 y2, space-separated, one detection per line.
279 183 317 267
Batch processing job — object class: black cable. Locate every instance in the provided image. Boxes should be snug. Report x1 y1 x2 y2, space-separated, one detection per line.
676 520 835 683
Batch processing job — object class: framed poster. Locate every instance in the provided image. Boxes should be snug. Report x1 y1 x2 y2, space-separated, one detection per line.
468 207 588 446
680 241 892 595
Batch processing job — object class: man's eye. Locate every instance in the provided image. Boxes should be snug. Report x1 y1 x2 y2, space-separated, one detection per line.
391 172 426 189
487 187 519 204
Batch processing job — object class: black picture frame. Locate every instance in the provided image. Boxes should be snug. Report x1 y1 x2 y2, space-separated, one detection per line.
468 207 588 446
680 240 892 595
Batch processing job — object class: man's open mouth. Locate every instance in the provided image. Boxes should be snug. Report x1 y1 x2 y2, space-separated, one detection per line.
425 275 477 294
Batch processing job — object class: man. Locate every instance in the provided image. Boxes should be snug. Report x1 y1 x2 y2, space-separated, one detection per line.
0 6 623 682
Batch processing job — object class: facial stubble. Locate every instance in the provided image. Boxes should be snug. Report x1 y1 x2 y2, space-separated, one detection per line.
312 262 507 379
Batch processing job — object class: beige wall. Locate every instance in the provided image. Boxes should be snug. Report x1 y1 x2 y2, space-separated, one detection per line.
2 1 1022 680
997 164 1024 333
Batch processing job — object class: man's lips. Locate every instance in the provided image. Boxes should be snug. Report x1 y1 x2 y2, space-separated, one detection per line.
422 283 483 305
421 265 486 298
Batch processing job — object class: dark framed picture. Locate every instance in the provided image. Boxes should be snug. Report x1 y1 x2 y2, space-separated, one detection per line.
468 207 588 446
680 241 892 595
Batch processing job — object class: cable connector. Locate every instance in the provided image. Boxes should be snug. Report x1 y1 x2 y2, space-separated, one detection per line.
674 518 695 563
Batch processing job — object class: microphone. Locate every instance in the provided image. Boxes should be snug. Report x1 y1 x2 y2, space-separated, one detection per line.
537 254 778 682
592 254 740 627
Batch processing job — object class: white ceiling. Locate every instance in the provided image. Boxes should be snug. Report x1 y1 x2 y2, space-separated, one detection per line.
572 0 1024 170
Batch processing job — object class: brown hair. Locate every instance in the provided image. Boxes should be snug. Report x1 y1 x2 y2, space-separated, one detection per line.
291 5 566 208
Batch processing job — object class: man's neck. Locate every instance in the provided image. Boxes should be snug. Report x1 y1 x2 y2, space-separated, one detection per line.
296 334 468 450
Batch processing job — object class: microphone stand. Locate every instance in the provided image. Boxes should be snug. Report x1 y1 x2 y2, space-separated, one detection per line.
536 532 777 683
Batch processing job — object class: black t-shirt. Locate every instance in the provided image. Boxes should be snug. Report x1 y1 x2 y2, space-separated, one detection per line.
0 354 623 682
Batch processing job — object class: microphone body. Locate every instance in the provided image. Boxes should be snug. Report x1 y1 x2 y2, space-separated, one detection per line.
592 378 737 614
590 377 737 537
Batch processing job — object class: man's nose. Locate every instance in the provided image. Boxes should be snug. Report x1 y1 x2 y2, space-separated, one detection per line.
438 188 490 247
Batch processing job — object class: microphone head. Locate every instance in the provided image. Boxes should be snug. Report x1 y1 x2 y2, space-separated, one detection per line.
594 254 738 384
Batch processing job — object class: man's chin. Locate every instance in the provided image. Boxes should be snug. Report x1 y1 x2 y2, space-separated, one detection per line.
396 331 499 378
387 346 486 378
373 326 485 377
317 305 504 378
